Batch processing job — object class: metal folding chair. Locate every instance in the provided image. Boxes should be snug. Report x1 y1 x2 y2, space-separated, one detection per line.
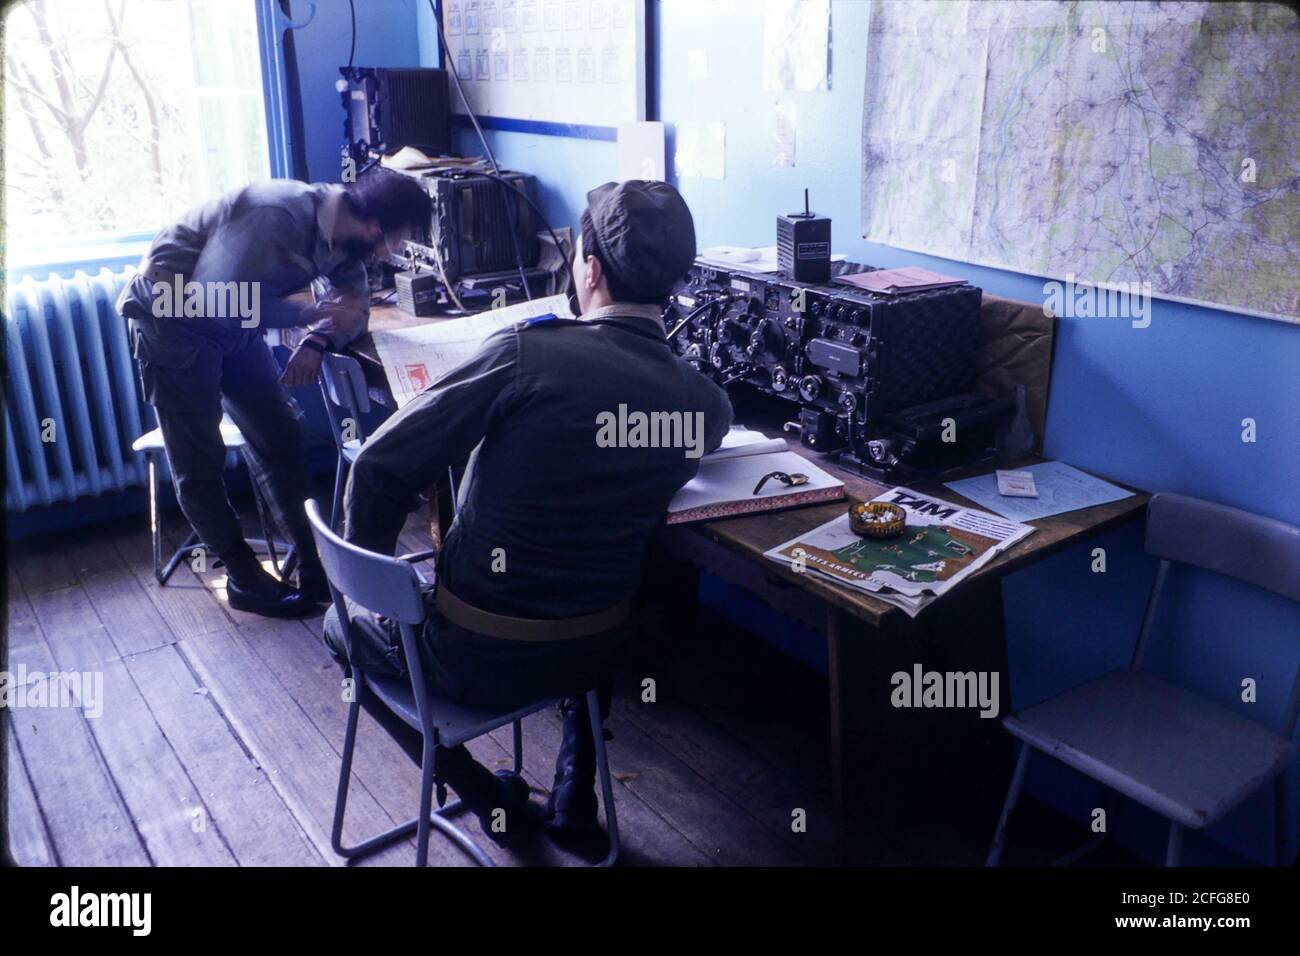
317 351 371 531
129 354 293 584
987 492 1300 867
317 349 463 552
304 498 620 867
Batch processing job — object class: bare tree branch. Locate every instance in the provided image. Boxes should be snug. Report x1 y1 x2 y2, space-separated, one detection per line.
105 0 163 188
4 56 75 123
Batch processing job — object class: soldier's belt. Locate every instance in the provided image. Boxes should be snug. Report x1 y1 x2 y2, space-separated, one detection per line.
435 585 630 642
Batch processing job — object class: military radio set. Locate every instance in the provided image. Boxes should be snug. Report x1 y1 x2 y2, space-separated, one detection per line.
389 163 550 315
665 193 1012 481
339 66 551 315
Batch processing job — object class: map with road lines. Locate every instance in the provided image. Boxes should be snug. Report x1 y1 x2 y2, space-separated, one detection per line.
860 1 1299 322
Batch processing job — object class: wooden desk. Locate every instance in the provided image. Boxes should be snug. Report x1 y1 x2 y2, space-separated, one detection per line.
330 301 1149 859
655 433 1147 859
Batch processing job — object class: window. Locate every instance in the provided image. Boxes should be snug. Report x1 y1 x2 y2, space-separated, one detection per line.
3 0 271 267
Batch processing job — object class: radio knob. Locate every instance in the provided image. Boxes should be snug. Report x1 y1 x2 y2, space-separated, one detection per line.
798 375 822 402
838 389 858 413
770 367 789 392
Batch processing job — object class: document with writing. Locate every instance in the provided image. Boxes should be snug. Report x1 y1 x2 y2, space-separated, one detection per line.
666 428 844 524
371 293 573 407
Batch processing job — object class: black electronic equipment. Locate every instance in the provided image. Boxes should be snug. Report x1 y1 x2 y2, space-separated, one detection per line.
667 259 982 426
392 165 540 282
340 67 451 171
836 392 1015 483
393 269 444 317
665 257 1001 478
395 265 551 316
777 189 832 282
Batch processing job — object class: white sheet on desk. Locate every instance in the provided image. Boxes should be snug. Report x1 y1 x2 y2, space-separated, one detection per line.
668 448 841 514
703 426 789 461
945 460 1133 521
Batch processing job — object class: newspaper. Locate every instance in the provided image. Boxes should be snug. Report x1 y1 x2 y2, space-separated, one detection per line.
763 486 1035 617
370 293 573 407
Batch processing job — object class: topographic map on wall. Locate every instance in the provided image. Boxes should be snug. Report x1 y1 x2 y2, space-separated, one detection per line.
860 1 1300 322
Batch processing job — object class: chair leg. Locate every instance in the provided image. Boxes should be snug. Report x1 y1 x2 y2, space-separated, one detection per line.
250 479 281 576
158 531 201 586
512 719 523 775
331 692 495 866
330 454 348 532
1165 821 1183 867
331 696 365 857
148 457 163 582
588 688 620 867
416 739 435 867
986 741 1031 867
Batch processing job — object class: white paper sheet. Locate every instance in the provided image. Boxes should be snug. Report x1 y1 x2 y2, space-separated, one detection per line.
617 121 666 181
371 293 573 407
674 121 726 180
945 461 1134 522
773 101 797 167
762 0 830 92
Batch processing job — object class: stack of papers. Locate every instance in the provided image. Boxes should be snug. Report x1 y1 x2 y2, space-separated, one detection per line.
667 428 844 524
832 266 966 295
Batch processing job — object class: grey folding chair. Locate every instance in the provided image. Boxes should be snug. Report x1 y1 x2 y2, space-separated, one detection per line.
318 351 371 531
987 492 1300 867
304 498 620 867
129 354 292 584
317 350 460 542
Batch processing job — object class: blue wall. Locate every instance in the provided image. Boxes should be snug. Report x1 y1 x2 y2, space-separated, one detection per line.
290 0 425 182
412 0 1300 864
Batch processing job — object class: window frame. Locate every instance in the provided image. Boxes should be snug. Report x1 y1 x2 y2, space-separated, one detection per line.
3 0 294 282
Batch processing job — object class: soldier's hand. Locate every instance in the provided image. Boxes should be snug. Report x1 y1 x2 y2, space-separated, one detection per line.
280 341 324 387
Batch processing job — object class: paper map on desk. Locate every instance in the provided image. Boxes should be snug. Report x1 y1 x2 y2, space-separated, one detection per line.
764 487 1034 618
371 294 573 407
944 461 1134 522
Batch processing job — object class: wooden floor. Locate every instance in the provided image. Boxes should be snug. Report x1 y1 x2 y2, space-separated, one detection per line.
5 497 1107 867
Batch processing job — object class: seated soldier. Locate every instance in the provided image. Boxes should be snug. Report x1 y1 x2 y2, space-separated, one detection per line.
322 180 733 846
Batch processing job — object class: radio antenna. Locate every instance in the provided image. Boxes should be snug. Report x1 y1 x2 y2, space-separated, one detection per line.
804 188 810 218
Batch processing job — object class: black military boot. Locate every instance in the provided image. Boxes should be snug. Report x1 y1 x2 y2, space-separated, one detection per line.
436 745 537 848
544 696 602 832
224 553 315 618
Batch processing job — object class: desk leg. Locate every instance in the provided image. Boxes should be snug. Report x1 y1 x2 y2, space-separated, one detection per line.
826 607 847 863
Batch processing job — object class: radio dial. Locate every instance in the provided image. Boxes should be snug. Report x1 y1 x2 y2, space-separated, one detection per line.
798 375 822 402
770 367 789 392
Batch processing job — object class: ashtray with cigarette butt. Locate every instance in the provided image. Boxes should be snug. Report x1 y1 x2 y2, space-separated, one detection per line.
848 500 906 539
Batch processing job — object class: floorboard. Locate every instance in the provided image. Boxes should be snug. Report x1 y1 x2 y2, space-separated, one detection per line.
5 503 1097 867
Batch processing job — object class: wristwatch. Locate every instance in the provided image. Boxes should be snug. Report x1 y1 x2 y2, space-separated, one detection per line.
299 334 328 354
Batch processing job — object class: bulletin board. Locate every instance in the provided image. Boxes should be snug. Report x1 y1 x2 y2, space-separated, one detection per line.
441 0 648 133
